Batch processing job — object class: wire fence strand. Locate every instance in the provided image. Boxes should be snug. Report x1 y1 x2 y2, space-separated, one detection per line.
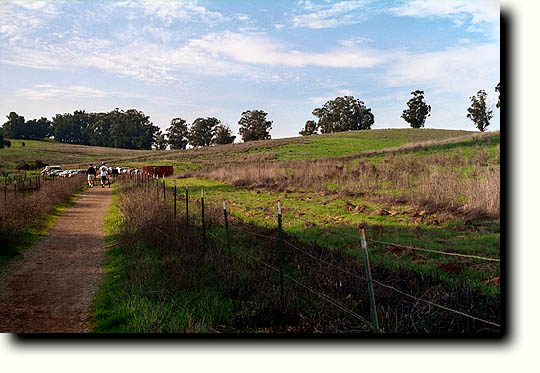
209 227 500 329
264 212 501 263
281 237 500 328
368 239 500 262
141 181 501 330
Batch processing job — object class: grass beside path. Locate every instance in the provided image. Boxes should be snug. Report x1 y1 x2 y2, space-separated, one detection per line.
0 185 87 273
91 185 239 333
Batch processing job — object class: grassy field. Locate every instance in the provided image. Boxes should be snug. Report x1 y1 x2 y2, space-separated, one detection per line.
91 129 500 334
1 129 478 175
124 128 481 173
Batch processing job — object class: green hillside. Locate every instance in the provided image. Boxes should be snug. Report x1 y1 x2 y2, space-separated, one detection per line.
1 129 478 175
122 128 481 173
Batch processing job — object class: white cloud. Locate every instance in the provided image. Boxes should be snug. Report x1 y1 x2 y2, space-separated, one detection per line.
0 1 388 84
16 84 111 100
2 33 255 82
292 0 372 29
390 0 498 23
308 89 355 105
8 0 59 15
113 0 224 26
389 0 499 37
14 83 178 107
0 1 58 42
188 31 388 68
384 43 500 96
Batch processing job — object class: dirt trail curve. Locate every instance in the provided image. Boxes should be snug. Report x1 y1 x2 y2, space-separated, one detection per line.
0 186 112 333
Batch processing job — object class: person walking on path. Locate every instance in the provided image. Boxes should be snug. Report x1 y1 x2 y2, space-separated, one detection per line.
86 164 96 188
99 162 109 188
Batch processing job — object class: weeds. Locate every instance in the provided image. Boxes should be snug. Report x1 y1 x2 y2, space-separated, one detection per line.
94 179 500 334
0 175 86 247
190 140 500 219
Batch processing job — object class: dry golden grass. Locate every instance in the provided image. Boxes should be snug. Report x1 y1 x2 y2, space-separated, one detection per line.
0 176 86 238
190 146 500 218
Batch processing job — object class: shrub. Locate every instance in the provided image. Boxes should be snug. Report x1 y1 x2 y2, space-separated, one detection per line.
15 160 48 170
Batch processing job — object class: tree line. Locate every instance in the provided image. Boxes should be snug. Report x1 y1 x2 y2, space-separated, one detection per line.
299 82 501 136
0 108 273 150
1 109 159 149
154 109 272 150
1 82 501 150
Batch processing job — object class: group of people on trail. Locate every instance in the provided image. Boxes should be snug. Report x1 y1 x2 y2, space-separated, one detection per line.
86 162 109 188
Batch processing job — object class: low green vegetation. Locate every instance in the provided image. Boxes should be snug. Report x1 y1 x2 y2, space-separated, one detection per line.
91 176 500 333
91 187 238 333
266 128 474 160
165 176 499 296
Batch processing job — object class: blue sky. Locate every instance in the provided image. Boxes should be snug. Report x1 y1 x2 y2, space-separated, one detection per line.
0 0 500 139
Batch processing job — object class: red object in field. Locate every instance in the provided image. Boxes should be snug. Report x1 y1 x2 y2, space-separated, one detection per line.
142 166 174 177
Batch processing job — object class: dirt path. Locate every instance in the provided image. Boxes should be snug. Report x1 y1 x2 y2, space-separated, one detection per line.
0 186 113 333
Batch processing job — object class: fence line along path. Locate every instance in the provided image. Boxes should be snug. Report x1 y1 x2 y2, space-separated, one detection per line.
0 186 113 333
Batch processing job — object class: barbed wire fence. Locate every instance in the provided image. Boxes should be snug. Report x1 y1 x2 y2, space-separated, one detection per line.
126 174 501 333
2 171 90 205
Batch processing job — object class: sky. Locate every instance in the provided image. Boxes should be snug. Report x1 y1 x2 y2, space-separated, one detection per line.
0 0 500 139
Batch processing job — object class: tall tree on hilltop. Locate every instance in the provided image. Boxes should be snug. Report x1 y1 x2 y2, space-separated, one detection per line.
25 117 52 139
2 112 26 139
35 117 52 139
188 117 219 147
166 117 189 149
312 96 374 133
467 90 493 132
51 110 93 144
401 90 431 128
238 110 272 142
154 130 168 150
213 123 236 145
299 119 318 136
109 109 159 150
87 112 113 147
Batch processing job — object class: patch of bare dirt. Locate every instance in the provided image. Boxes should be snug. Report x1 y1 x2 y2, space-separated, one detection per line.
0 186 112 333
